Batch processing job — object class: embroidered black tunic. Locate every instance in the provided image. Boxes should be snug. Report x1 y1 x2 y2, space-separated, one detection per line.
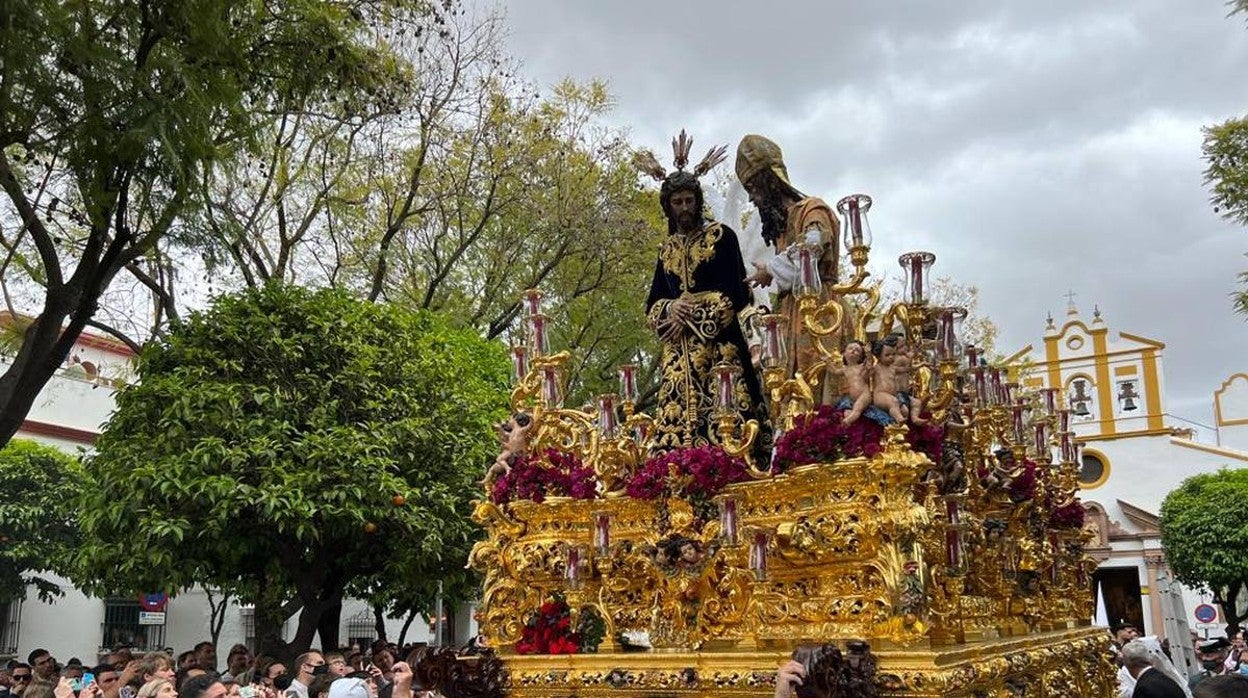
645 221 771 455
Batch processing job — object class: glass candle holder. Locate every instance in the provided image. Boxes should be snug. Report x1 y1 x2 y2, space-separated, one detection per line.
760 314 787 370
522 288 542 317
898 251 936 305
594 513 611 555
946 527 964 569
719 498 739 547
565 546 582 589
1012 403 1025 443
597 394 618 438
837 193 873 250
510 345 529 384
749 531 769 581
795 242 822 298
632 421 651 447
618 364 638 403
541 366 563 406
1034 422 1049 462
1042 388 1058 417
528 313 549 357
713 363 738 412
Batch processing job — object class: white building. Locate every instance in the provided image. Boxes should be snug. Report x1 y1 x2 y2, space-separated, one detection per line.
0 316 455 663
1007 303 1248 648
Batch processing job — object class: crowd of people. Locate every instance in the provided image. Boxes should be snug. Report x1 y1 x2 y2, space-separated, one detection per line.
0 642 441 698
1111 620 1248 698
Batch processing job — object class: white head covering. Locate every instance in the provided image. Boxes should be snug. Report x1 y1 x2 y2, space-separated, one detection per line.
1119 636 1193 698
327 679 370 698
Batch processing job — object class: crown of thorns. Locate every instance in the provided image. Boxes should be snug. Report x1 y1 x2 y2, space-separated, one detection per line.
632 129 727 182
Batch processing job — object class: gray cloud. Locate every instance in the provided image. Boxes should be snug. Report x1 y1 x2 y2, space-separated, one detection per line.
499 0 1248 425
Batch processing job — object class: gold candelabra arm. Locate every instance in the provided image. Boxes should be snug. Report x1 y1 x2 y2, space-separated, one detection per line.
714 411 766 477
798 295 845 362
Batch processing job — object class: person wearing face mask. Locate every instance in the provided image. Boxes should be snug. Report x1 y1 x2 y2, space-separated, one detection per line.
1193 638 1234 690
286 653 326 698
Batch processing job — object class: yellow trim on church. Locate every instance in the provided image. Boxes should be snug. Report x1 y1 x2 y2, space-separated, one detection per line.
1168 438 1248 463
1213 373 1248 427
1091 328 1115 435
1142 349 1164 430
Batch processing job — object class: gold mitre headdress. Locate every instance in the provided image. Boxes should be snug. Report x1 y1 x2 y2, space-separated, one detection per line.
633 129 728 182
735 134 790 186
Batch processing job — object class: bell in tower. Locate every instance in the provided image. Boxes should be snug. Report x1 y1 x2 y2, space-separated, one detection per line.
1070 378 1092 417
1118 380 1140 412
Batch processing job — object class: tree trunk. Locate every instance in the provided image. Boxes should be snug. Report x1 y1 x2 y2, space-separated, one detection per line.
397 609 419 646
316 597 343 650
372 603 388 643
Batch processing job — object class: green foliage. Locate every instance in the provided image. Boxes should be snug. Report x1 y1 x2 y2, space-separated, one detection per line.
1204 117 1248 228
74 284 508 634
1159 468 1248 623
0 439 82 602
0 0 454 449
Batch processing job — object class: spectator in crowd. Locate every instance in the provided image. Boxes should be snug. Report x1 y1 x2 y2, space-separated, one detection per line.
178 675 225 698
1195 674 1248 698
136 680 175 698
322 656 348 680
218 677 239 698
1228 631 1247 675
27 652 55 683
134 655 175 686
1123 639 1187 698
19 681 53 698
191 645 216 675
305 675 336 698
61 663 83 683
287 653 325 698
175 656 195 675
90 664 121 698
222 647 251 683
254 660 285 695
1194 638 1234 689
8 664 32 698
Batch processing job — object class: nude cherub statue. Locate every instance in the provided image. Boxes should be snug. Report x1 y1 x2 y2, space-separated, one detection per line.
482 411 533 486
839 340 872 425
890 334 927 425
871 337 908 423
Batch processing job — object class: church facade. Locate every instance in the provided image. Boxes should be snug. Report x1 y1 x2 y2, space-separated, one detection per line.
1007 304 1248 652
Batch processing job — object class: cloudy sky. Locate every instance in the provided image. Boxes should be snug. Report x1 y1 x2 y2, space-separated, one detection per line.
497 0 1248 426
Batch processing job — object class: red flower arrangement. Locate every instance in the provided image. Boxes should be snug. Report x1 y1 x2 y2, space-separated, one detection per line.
773 405 944 471
626 445 751 501
490 448 597 504
515 598 581 654
1007 459 1039 502
1049 500 1086 529
514 596 605 655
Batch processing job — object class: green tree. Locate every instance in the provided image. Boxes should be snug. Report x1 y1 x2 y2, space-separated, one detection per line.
0 0 452 448
1201 1 1248 314
1159 468 1248 633
74 284 508 657
0 438 81 602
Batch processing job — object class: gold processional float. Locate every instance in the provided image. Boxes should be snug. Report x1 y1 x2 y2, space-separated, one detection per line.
430 167 1117 697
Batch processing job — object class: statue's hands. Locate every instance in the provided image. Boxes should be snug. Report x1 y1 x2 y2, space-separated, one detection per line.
746 261 773 288
669 297 695 323
657 317 684 342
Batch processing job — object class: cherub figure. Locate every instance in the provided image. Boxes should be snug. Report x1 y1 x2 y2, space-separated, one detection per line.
891 334 927 425
839 340 872 425
871 337 908 423
482 411 533 485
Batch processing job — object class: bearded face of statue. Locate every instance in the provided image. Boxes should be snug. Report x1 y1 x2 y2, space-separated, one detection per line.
744 171 789 248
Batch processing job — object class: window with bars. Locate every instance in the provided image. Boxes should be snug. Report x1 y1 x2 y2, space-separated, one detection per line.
0 598 20 656
346 611 374 651
101 598 165 651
